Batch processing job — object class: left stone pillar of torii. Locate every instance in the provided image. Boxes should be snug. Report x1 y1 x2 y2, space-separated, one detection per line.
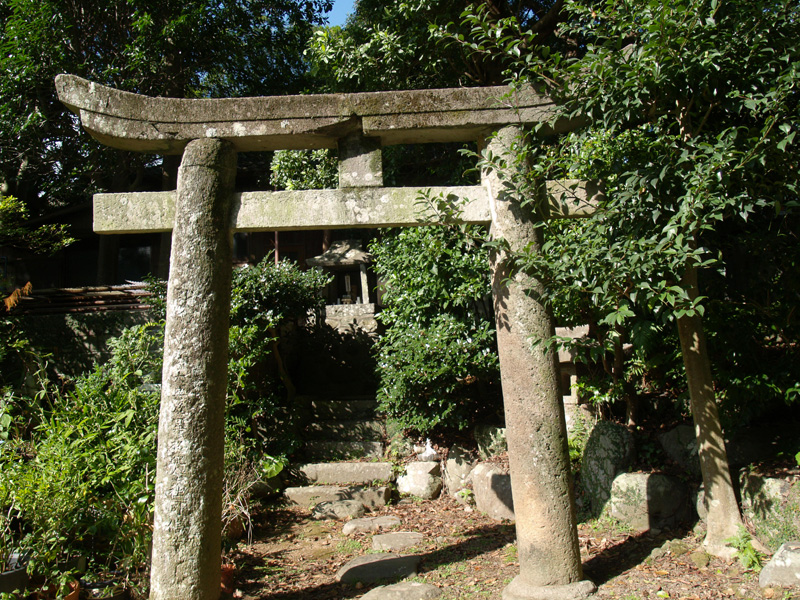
150 138 237 600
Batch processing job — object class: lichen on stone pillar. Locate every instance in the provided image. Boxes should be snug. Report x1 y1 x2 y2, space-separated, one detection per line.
483 126 595 600
150 137 236 600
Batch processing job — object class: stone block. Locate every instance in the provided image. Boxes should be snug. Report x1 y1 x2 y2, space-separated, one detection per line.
659 424 701 478
361 581 442 600
311 500 366 521
397 462 442 500
581 420 635 515
759 541 800 588
372 531 425 552
444 445 475 500
284 485 391 511
342 516 401 536
335 553 421 584
298 462 394 485
471 463 514 521
609 472 689 531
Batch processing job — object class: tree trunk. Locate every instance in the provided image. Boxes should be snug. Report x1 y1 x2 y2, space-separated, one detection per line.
677 264 743 558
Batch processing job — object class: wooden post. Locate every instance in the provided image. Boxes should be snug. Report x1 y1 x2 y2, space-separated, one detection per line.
150 138 236 600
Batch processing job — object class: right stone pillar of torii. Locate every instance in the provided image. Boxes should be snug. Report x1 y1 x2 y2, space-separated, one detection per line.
484 126 596 600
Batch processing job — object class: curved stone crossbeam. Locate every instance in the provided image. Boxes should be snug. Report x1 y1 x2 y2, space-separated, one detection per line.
55 74 563 153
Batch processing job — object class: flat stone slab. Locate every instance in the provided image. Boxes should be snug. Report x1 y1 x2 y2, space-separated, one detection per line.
372 532 425 552
760 541 800 588
299 462 394 485
284 485 391 510
311 500 366 521
361 581 442 600
343 516 402 536
335 553 420 584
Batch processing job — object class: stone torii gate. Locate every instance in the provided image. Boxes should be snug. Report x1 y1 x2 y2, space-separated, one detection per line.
56 74 601 600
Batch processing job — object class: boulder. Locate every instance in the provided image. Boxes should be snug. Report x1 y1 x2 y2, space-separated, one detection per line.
342 516 401 536
759 541 800 588
658 424 701 478
443 445 475 500
471 463 514 521
361 581 442 600
397 462 442 500
372 531 425 552
740 470 800 551
311 499 366 521
335 553 421 584
609 472 689 531
581 420 635 515
474 425 507 460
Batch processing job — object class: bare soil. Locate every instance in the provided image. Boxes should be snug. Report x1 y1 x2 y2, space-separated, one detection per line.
225 495 798 600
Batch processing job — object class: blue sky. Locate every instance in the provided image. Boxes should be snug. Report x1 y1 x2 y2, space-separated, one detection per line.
326 0 356 27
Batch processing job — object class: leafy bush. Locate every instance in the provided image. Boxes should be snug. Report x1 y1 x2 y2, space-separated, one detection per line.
372 225 501 435
0 256 330 594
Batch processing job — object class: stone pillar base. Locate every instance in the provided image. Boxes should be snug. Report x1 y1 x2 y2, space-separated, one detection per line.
502 577 597 600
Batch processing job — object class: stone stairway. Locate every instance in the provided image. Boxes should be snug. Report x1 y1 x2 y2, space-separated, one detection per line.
298 394 386 461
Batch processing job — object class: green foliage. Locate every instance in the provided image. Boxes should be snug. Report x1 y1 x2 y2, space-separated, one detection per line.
371 224 500 434
270 149 338 191
0 257 327 591
230 258 330 330
0 195 73 255
0 0 331 220
726 526 764 573
460 0 800 424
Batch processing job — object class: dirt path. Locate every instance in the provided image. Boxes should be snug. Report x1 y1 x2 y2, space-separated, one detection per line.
225 495 790 600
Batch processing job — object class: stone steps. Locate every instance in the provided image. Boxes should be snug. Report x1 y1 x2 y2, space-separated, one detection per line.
305 419 385 441
300 393 386 461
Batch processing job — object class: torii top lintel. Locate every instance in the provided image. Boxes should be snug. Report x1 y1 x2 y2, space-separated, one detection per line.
55 74 568 154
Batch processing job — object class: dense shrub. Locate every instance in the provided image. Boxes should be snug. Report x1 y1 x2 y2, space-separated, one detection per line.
372 225 501 435
0 256 329 595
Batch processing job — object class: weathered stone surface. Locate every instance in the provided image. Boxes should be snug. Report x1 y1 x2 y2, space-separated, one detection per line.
502 578 597 600
284 485 391 510
486 126 585 593
342 516 401 536
581 420 635 515
659 424 701 478
372 532 425 552
339 133 382 188
150 138 236 600
444 445 475 499
361 581 442 600
471 463 515 522
759 542 800 588
303 440 384 461
324 303 379 336
334 553 420 584
475 425 507 460
57 75 567 153
93 186 490 234
299 462 394 486
740 470 800 551
93 179 604 235
305 419 385 442
311 500 366 521
609 473 689 532
397 462 443 500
